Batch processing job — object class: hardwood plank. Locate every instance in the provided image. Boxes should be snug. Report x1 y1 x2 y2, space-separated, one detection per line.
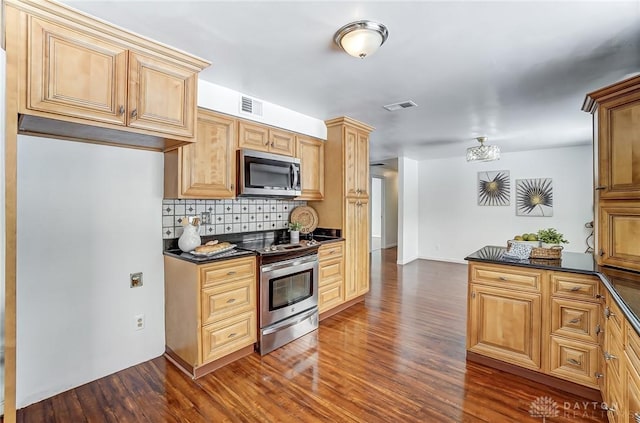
17 248 607 422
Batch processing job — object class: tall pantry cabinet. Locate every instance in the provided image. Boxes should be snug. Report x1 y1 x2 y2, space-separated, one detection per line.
583 75 640 272
310 117 373 304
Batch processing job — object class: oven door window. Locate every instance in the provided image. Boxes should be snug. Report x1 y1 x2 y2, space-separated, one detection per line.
269 269 313 311
246 159 295 190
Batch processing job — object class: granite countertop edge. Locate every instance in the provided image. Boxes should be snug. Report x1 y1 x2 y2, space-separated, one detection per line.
465 245 640 337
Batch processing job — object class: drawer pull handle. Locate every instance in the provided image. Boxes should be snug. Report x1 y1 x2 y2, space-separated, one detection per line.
227 271 236 275
226 298 236 304
595 324 603 335
567 358 581 366
569 318 581 324
604 307 612 318
595 186 607 190
595 372 604 379
498 276 507 281
596 294 604 299
130 109 137 118
570 286 582 292
118 105 125 115
228 332 237 338
604 351 617 361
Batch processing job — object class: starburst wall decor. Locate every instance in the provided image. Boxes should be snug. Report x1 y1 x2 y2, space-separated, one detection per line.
478 171 510 206
516 178 553 216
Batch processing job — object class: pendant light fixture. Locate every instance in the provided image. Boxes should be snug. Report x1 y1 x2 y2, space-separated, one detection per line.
334 20 389 59
466 136 501 162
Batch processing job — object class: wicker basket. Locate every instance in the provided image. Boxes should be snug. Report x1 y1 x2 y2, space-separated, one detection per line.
507 240 563 259
529 246 563 259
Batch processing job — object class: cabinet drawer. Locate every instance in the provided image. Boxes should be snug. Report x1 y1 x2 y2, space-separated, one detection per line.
551 273 600 302
319 280 344 313
549 336 600 388
201 311 257 364
319 242 344 260
469 263 542 291
200 256 255 288
319 258 343 287
551 298 600 343
201 277 255 325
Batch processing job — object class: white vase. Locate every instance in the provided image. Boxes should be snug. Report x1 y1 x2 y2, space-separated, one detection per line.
290 231 300 244
178 222 201 252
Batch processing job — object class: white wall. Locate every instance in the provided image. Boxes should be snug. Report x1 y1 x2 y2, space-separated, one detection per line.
371 167 398 248
198 80 327 140
16 136 165 407
398 157 420 264
371 177 382 238
418 145 594 263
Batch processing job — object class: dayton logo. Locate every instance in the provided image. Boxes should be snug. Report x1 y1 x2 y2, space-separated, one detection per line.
529 396 560 422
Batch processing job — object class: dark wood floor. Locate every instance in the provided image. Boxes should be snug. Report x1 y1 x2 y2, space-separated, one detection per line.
19 248 607 422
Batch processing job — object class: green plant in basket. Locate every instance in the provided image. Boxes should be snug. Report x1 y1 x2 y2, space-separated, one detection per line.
536 228 569 245
289 221 303 232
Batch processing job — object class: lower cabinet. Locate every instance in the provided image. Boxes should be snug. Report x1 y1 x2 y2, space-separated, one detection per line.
468 261 640 422
164 255 257 377
318 241 345 315
467 283 542 370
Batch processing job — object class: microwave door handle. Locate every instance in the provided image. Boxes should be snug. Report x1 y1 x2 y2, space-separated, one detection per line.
291 164 299 189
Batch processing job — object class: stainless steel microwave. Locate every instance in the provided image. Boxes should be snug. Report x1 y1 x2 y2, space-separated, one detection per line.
237 149 301 198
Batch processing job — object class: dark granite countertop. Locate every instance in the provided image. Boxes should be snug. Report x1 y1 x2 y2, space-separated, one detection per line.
465 246 640 336
163 248 256 264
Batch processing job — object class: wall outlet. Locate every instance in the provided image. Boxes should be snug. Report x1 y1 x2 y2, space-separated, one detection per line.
134 314 145 331
201 211 211 224
130 272 143 288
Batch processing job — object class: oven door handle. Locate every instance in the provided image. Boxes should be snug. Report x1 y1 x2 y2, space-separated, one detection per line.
261 308 317 336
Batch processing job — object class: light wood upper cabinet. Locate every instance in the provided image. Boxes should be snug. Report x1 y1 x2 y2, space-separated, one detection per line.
595 90 640 199
598 203 640 271
8 0 209 151
584 75 640 272
164 109 237 199
344 126 370 198
127 52 197 138
238 120 295 156
27 16 129 125
296 136 325 200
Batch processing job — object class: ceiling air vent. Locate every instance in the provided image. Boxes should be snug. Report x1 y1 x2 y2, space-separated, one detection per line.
383 100 418 112
240 96 263 117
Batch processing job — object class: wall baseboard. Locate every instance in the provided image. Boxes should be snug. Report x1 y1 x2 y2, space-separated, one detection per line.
418 255 468 265
397 255 418 265
383 243 397 248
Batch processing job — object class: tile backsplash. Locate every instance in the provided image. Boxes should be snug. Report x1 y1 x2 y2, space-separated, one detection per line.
162 198 306 239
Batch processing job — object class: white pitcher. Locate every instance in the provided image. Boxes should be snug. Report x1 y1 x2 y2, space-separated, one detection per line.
178 217 201 252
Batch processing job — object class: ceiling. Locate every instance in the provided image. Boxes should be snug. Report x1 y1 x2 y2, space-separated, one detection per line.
64 1 640 162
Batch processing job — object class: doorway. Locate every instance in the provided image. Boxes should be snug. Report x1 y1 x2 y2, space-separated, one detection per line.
370 176 384 251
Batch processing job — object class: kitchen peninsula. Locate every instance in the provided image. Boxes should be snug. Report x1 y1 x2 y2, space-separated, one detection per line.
465 246 640 421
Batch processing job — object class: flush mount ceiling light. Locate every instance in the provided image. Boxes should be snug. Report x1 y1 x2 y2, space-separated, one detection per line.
334 20 389 59
466 136 501 162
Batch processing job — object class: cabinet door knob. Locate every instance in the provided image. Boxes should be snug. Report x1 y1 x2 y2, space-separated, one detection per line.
118 105 125 115
604 306 611 318
230 184 234 189
594 372 604 379
595 324 603 335
596 294 604 299
599 249 605 257
131 109 137 118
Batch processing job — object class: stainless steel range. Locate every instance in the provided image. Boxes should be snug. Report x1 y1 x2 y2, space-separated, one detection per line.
235 232 320 355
